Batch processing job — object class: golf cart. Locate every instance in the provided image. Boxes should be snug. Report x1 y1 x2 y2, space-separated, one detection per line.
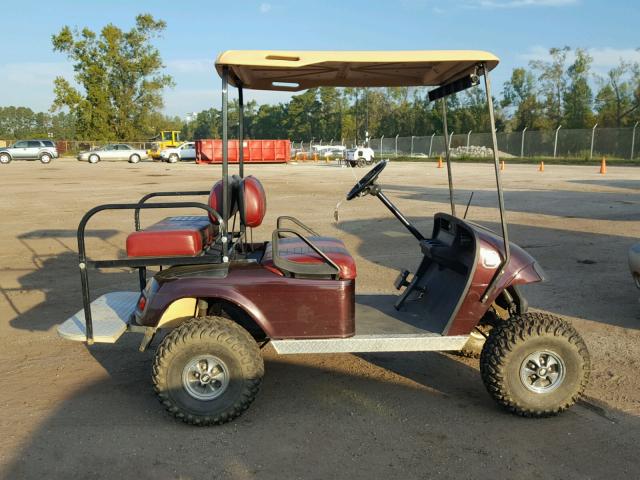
58 50 590 425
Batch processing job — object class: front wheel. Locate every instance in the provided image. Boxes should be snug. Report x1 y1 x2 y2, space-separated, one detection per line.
129 154 141 164
480 312 590 417
88 154 100 164
168 153 179 163
40 153 52 164
0 152 11 164
152 317 264 426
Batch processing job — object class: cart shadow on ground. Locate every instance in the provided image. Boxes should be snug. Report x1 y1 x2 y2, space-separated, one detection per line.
6 229 134 334
3 339 640 479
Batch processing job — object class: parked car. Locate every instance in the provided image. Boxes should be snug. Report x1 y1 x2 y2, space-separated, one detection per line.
77 144 149 164
159 142 196 163
0 139 58 164
629 242 640 294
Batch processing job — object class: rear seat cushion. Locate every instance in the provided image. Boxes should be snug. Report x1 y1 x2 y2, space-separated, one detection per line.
261 236 357 280
126 216 213 257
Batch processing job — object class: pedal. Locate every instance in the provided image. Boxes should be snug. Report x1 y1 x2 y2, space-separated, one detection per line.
394 269 411 290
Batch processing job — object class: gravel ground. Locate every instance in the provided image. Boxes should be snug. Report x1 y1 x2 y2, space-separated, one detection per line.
0 158 639 479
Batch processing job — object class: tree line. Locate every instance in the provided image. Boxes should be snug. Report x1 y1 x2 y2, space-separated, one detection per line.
0 14 638 142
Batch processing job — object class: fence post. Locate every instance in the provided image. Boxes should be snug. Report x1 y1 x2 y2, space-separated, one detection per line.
553 125 561 158
466 130 472 149
631 122 638 160
590 123 598 160
410 135 414 157
520 127 527 157
448 131 454 149
429 132 435 157
380 135 384 155
395 134 399 157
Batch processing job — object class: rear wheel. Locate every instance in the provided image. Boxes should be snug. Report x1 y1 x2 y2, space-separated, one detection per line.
129 154 141 164
152 316 264 426
88 154 100 164
0 152 11 164
480 312 590 417
39 153 52 164
168 153 179 163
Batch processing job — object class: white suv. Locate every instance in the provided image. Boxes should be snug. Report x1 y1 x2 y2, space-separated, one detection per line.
160 142 196 163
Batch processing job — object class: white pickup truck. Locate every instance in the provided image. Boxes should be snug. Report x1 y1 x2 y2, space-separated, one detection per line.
159 142 196 163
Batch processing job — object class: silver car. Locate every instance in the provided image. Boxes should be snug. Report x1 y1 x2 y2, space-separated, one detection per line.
0 139 58 164
77 143 148 164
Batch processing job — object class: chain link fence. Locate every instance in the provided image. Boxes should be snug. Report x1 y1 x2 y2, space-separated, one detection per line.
292 125 639 161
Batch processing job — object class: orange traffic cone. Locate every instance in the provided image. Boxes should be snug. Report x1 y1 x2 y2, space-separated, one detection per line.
500 160 505 171
437 156 443 168
538 161 544 172
599 157 607 174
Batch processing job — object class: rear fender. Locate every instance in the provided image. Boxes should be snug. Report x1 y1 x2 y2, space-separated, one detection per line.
140 282 275 337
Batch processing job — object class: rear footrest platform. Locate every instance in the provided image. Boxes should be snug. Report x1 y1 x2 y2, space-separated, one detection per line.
57 291 139 343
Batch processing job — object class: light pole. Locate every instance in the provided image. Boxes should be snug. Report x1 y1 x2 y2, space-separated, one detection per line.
590 123 598 160
520 126 527 158
553 125 562 158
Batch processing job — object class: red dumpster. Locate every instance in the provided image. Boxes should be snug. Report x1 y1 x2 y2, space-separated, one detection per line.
195 139 290 164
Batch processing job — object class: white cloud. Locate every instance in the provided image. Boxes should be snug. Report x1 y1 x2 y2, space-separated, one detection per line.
520 46 640 69
475 0 577 8
259 2 272 13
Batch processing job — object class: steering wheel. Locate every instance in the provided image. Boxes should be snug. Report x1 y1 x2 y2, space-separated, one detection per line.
346 160 388 200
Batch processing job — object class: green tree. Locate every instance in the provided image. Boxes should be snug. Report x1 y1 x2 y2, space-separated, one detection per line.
502 67 545 130
51 14 174 140
563 48 594 128
595 60 639 127
531 46 570 128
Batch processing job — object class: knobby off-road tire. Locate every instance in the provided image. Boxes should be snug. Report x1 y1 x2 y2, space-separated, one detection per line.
152 316 264 426
480 312 590 417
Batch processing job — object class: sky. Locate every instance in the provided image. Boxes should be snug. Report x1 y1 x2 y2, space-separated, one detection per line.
0 0 638 118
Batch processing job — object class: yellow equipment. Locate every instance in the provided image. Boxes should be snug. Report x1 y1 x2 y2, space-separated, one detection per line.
148 131 181 159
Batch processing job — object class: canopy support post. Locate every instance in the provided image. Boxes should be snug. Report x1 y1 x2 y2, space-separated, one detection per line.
221 66 229 261
481 64 510 303
441 99 456 217
238 85 245 178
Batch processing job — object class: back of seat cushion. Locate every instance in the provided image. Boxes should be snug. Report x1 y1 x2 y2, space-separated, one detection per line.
238 175 267 228
208 177 239 223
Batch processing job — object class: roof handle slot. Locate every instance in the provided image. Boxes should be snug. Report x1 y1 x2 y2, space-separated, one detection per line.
266 55 300 62
272 81 300 89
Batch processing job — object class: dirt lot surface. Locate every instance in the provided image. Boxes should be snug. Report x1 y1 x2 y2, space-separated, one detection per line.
1 158 639 479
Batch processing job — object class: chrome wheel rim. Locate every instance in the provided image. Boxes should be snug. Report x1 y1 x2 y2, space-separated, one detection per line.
42 155 50 162
520 350 566 393
182 355 230 401
0 154 9 163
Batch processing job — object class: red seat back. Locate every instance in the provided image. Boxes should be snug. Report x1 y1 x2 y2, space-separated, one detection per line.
208 178 239 224
238 175 267 228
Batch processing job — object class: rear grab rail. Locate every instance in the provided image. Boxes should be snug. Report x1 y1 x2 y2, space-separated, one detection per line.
77 202 225 344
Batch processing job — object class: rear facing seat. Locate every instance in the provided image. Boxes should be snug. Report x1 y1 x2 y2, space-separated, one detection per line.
126 179 237 258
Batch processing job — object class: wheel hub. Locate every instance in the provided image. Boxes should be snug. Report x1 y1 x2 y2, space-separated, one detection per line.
520 350 566 394
182 355 229 401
